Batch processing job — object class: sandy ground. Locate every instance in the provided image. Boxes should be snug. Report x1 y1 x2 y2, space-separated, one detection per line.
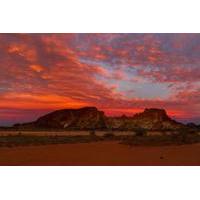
0 141 200 166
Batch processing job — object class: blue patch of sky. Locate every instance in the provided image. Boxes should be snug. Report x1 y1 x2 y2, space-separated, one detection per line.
117 80 171 99
123 67 171 99
79 58 172 100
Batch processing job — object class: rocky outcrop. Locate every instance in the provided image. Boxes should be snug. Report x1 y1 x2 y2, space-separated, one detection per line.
15 107 106 130
106 108 185 130
14 107 186 131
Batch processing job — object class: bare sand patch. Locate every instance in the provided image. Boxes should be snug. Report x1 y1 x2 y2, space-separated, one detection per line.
0 141 200 166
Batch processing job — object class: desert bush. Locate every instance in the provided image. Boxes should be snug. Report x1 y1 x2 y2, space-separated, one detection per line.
180 129 189 143
103 132 114 138
134 128 147 136
89 130 96 136
175 128 193 143
18 132 22 136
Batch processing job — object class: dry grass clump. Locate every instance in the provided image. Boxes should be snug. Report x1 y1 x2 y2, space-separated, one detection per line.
121 132 200 146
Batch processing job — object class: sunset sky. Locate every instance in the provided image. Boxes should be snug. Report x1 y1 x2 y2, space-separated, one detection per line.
0 33 200 125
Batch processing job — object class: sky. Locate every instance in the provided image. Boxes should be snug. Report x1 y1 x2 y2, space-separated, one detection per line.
0 33 200 125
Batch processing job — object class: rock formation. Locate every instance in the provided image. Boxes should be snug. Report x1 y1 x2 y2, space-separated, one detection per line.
14 107 186 131
15 107 106 130
106 108 184 130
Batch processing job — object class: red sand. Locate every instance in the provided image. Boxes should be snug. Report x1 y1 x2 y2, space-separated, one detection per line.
0 141 200 166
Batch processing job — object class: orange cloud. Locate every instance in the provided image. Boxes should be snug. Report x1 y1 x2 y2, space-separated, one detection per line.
30 64 45 73
8 43 37 62
0 93 88 110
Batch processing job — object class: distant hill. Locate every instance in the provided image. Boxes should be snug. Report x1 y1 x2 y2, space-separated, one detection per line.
13 107 187 131
187 122 200 130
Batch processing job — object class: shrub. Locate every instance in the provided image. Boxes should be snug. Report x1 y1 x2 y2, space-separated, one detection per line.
178 128 191 143
89 130 96 136
173 128 199 143
103 132 114 138
18 132 22 136
134 128 147 136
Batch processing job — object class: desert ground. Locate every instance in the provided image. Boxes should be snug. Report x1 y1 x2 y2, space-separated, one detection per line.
0 141 200 166
0 131 200 165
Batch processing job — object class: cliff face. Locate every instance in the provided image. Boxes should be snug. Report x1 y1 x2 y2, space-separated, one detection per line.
14 107 185 130
34 107 106 129
106 108 184 130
